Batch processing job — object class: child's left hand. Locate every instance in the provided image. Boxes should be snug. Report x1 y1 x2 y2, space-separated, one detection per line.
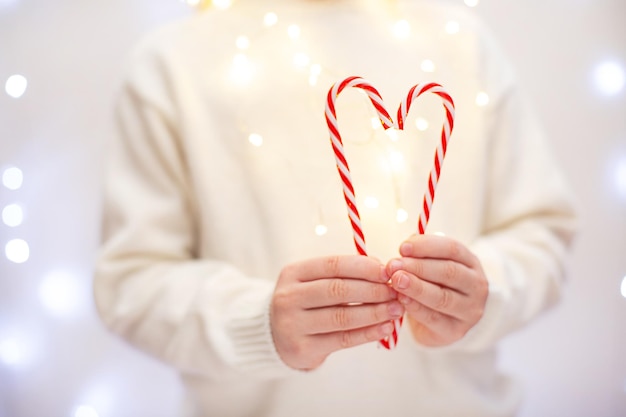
386 234 489 347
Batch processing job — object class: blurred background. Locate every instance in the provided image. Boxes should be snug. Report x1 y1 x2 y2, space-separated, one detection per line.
0 0 624 416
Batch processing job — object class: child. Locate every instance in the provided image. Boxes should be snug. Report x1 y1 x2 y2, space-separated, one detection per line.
95 0 577 415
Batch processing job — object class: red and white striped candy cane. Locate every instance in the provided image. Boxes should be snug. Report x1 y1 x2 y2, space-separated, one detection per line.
325 76 395 256
398 83 456 235
325 76 455 350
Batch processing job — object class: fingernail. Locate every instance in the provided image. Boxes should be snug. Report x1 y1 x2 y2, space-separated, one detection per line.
388 259 402 272
395 273 409 290
379 265 389 282
400 242 412 256
388 302 403 317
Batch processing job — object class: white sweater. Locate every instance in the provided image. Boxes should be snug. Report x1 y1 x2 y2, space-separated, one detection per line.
95 1 578 416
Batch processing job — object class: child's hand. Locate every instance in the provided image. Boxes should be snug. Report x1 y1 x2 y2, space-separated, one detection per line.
386 235 488 347
271 255 404 371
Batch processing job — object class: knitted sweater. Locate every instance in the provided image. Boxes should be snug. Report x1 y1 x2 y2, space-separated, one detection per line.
95 1 578 415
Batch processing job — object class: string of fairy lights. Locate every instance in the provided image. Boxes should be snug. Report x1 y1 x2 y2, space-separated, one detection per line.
212 0 491 238
1 1 625 417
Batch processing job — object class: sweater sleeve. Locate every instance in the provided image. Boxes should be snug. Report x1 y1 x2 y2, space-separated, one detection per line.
93 43 293 380
459 82 579 352
440 35 579 352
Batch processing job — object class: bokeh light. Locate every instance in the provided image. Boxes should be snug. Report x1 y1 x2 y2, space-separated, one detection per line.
0 338 23 366
0 330 39 369
287 24 301 40
235 35 250 50
74 405 100 417
364 196 380 209
445 21 460 35
476 91 490 107
315 224 328 236
614 156 626 199
593 61 625 96
212 0 231 10
393 20 411 39
5 74 28 98
248 133 263 147
421 59 436 73
38 270 85 318
2 203 24 227
415 117 429 131
263 12 278 27
2 166 23 190
230 53 255 85
396 208 409 223
5 238 29 263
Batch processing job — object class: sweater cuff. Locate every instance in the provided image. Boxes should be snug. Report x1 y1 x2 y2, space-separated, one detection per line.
442 237 510 351
218 286 301 379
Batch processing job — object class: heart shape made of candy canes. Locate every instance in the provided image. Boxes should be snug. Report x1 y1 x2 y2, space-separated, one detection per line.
325 76 456 349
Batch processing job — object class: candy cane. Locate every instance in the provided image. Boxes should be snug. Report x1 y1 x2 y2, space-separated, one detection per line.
325 76 395 256
398 83 456 235
325 77 455 350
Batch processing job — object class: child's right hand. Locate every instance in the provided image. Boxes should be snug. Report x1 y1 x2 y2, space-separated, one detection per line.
270 255 404 371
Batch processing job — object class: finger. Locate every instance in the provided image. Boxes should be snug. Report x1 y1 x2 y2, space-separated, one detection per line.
398 296 459 336
305 301 404 334
313 321 397 353
299 279 398 309
387 257 476 295
399 234 478 268
283 255 387 283
390 270 468 319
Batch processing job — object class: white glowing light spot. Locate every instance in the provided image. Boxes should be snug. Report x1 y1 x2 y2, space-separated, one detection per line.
212 0 231 10
434 231 446 237
388 150 405 171
0 338 22 366
370 117 383 130
287 24 301 40
385 128 399 141
5 74 27 98
2 166 23 190
616 158 626 199
621 276 626 299
2 204 23 227
0 331 38 369
393 20 411 39
464 0 479 7
293 52 310 68
248 133 263 147
308 64 322 86
594 61 625 96
415 117 429 131
310 64 321 76
5 239 29 263
230 53 255 85
235 36 250 50
0 0 20 10
74 405 100 417
421 59 436 73
315 224 328 236
264 12 278 26
39 270 85 317
445 21 460 35
476 91 490 107
396 208 409 223
364 196 380 209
